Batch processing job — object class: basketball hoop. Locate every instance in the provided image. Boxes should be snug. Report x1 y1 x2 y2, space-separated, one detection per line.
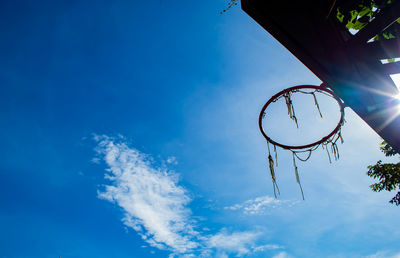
259 84 345 199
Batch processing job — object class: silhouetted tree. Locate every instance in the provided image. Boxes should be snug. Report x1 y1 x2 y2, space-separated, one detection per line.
367 142 400 205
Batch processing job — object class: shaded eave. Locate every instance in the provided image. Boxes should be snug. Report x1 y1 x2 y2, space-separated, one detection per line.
242 0 400 153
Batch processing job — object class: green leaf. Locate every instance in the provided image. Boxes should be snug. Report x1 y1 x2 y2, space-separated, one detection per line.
336 8 344 23
358 6 372 17
380 141 398 156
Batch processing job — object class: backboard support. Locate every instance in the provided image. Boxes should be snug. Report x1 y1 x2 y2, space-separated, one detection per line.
242 0 400 153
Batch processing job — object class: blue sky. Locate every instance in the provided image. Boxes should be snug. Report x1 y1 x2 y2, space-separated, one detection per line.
1 1 400 257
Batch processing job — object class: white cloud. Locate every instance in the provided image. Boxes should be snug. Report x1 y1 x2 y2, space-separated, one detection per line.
207 230 260 256
224 195 296 215
272 251 294 258
167 156 178 165
366 251 400 258
95 135 198 254
91 157 101 164
94 135 280 256
253 244 283 252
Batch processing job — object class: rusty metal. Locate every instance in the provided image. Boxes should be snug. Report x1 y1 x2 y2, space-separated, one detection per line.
242 0 400 153
259 85 345 150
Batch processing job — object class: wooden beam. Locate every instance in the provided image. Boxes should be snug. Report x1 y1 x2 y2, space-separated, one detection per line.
381 61 400 74
362 38 400 59
349 1 400 45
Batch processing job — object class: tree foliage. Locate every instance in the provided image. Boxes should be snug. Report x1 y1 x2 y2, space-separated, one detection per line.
335 0 400 43
367 142 400 205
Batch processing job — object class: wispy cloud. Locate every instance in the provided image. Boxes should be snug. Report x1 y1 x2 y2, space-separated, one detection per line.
224 195 297 215
207 230 283 256
272 251 294 258
207 230 260 256
94 135 279 256
167 156 178 165
95 135 198 253
366 251 400 258
253 244 284 252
